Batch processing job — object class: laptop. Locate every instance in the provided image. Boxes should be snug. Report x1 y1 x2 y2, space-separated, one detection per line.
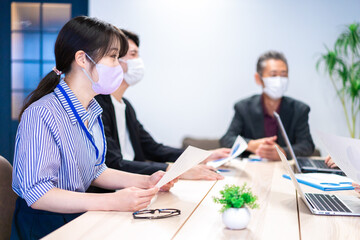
276 146 360 216
273 112 344 175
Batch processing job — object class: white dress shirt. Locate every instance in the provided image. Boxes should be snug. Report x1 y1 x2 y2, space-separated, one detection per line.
110 95 135 161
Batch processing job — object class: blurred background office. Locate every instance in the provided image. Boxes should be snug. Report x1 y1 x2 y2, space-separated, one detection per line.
1 0 359 162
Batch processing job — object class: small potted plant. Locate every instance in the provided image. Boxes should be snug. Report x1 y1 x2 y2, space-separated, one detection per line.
213 183 259 230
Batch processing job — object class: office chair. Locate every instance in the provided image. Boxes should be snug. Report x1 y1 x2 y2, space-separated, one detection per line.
182 137 220 150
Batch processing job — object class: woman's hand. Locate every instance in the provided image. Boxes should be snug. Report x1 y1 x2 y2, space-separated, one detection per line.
202 148 231 164
325 155 338 168
112 187 158 212
149 171 178 192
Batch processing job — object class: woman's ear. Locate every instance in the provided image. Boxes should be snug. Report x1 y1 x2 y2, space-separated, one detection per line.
75 50 87 69
255 73 264 87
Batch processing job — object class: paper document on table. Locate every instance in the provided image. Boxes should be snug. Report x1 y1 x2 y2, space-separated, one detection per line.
156 146 212 188
317 131 360 184
282 173 354 191
207 135 248 168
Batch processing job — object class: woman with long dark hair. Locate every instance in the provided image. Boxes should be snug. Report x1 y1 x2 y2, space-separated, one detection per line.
11 16 174 240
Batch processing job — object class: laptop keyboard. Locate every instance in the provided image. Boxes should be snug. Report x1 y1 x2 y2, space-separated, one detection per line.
305 193 352 213
312 160 329 169
298 158 330 169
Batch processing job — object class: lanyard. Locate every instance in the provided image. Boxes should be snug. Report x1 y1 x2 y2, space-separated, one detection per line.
57 84 106 166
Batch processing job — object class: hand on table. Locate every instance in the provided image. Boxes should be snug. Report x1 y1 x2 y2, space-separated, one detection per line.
247 136 277 153
201 148 231 164
255 138 285 161
179 164 224 180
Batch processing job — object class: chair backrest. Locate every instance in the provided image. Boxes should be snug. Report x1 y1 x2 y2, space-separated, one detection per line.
0 156 17 240
182 137 220 150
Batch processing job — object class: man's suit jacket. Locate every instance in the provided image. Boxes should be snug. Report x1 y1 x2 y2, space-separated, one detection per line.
220 95 315 158
96 94 183 175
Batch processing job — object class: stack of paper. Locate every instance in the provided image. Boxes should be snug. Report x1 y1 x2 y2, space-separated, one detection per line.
207 135 248 168
283 172 354 191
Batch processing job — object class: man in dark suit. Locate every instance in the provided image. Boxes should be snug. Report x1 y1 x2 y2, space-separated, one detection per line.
96 29 229 180
220 51 314 160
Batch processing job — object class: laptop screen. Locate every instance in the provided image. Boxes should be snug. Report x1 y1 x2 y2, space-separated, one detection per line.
275 146 313 210
273 112 301 172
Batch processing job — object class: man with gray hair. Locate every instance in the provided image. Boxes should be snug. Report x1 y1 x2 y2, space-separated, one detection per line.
220 51 315 160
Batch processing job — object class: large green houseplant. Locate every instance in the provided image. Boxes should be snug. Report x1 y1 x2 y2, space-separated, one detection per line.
317 23 360 138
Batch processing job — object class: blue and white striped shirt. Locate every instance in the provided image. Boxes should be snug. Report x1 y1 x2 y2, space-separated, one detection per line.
12 80 107 206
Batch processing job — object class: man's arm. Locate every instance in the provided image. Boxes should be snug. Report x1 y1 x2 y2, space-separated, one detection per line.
119 160 168 175
103 127 168 174
98 96 169 174
137 121 183 162
125 99 183 163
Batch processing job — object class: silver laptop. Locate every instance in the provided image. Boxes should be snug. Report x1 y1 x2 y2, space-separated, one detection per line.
276 146 360 216
273 112 343 175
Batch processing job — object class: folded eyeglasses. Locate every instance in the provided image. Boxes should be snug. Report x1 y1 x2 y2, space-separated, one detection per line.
133 208 181 219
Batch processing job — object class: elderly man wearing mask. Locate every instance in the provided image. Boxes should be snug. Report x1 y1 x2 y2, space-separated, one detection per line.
88 29 229 194
220 51 315 161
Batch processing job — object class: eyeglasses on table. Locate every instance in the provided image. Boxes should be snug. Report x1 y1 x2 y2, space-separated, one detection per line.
133 208 181 219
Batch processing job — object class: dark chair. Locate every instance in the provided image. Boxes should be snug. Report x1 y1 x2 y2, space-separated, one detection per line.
182 137 220 150
0 156 17 240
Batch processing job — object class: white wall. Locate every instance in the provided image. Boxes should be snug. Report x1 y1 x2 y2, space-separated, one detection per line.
89 0 360 156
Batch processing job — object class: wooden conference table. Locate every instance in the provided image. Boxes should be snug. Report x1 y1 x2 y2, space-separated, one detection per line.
44 159 360 240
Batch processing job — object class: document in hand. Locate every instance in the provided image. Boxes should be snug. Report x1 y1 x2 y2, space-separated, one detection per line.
155 146 212 188
282 173 354 191
207 135 248 168
317 131 360 185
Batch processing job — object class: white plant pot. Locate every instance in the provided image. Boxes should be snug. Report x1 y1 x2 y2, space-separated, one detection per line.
222 207 250 230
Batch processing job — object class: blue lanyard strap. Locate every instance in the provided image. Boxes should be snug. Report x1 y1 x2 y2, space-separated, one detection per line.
57 84 106 166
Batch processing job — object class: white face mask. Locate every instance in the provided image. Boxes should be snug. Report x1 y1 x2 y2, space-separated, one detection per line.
262 76 289 100
123 58 145 86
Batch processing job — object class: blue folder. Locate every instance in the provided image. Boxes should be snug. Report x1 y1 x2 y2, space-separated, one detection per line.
282 173 354 191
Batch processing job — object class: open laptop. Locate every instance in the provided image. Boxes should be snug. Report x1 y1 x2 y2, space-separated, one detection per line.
273 112 344 175
276 146 360 216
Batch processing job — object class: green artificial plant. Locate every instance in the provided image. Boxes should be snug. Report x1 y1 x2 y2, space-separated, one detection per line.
317 23 360 138
213 183 259 213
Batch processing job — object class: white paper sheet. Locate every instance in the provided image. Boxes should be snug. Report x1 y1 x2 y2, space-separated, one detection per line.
317 131 360 184
207 135 248 168
155 146 212 188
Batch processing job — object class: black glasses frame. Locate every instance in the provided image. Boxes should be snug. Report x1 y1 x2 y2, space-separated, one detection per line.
133 208 181 219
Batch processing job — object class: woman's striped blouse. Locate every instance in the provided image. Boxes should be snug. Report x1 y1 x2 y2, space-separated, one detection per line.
12 80 107 206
